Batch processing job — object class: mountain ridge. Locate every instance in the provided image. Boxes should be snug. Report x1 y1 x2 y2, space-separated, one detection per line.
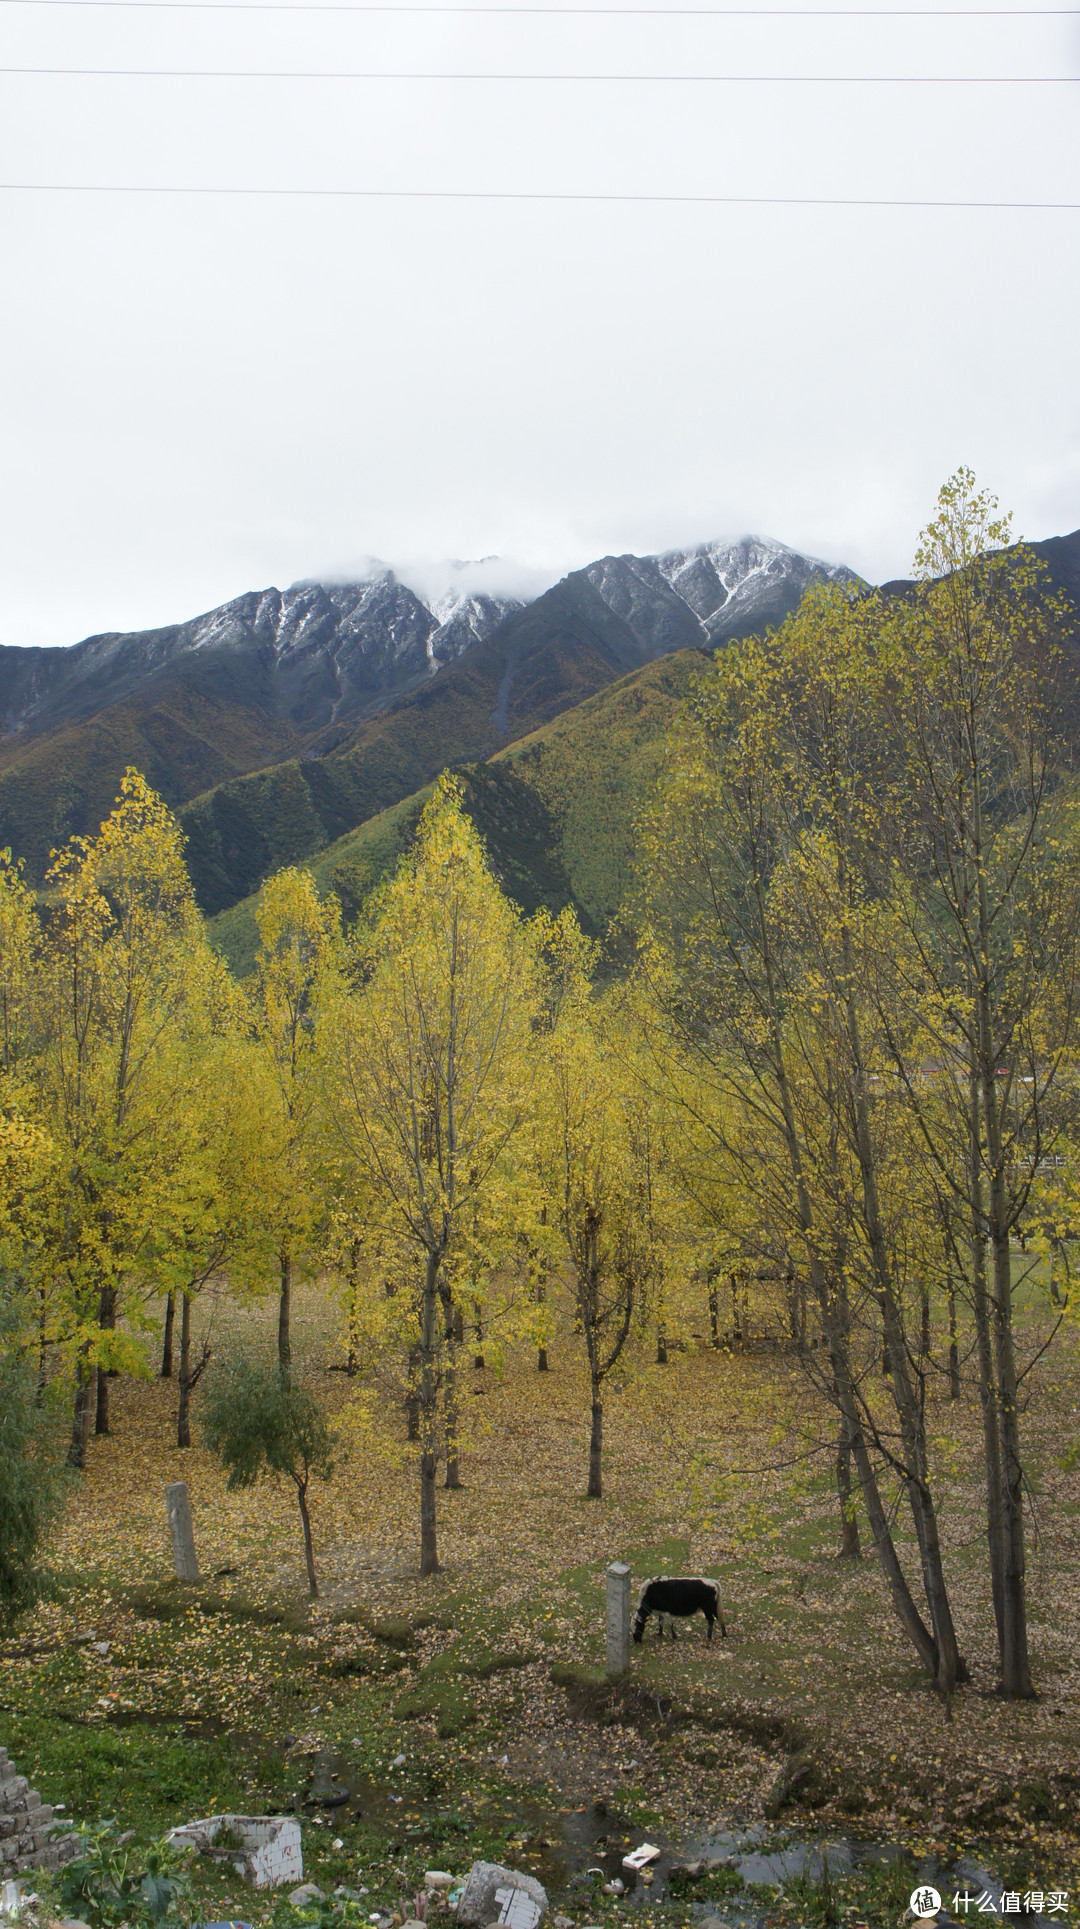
205 525 1080 973
0 533 855 891
180 539 860 915
7 528 1076 916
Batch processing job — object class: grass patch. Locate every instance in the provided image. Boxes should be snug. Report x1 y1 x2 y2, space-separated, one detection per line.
395 1680 480 1739
3 1712 288 1837
421 1645 534 1681
621 1537 690 1577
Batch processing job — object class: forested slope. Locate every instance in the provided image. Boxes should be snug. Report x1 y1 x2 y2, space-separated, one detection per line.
208 650 700 972
0 678 305 883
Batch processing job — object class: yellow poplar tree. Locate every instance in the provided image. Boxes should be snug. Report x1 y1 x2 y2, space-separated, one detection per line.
329 776 542 1575
27 771 213 1463
147 962 271 1447
249 868 341 1378
536 910 657 1500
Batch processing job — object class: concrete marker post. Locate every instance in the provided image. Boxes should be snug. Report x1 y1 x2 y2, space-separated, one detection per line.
606 1561 631 1678
165 1480 200 1583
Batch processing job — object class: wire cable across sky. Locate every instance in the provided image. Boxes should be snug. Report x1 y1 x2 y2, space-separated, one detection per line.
2 1 1077 12
4 0 1072 12
2 180 1077 202
4 60 1077 72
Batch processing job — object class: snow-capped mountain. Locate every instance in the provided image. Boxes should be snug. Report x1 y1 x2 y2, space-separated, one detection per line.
3 525 1076 915
586 536 860 657
0 534 858 745
0 567 524 741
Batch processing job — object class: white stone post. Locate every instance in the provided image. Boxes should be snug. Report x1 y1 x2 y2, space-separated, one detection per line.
165 1480 200 1583
606 1561 631 1678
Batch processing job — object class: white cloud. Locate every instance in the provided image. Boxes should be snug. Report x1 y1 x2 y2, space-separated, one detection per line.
0 3 1077 646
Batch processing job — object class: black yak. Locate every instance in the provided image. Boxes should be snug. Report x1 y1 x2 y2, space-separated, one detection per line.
631 1575 725 1643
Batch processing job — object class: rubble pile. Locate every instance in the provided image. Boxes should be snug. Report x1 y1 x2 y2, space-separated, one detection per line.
0 1748 79 1876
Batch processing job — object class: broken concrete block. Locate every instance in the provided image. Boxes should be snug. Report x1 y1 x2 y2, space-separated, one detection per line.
621 1844 660 1874
167 1815 302 1889
456 1864 546 1929
494 1888 544 1929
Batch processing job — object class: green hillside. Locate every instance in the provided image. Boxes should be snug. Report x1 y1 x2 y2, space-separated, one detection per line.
207 650 701 974
0 683 302 881
494 646 700 926
183 570 664 916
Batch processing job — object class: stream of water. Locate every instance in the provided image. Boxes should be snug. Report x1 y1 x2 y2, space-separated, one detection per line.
299 1749 1010 1924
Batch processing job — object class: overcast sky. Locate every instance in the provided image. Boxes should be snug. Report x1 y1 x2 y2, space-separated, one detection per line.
1 0 1078 647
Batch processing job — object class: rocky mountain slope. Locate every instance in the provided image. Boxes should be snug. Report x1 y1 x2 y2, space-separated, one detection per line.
0 572 521 743
0 536 852 886
587 535 857 654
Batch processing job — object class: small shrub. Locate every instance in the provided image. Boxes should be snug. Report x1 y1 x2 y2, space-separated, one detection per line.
59 1824 188 1929
201 1354 335 1597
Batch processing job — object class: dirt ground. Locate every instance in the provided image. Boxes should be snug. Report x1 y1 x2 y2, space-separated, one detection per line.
3 1277 1079 1924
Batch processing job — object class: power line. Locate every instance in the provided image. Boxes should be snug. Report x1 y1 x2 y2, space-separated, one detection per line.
3 60 1075 72
2 1 1077 12
2 180 1077 202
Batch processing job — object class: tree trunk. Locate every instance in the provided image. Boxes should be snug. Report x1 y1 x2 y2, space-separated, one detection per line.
296 1479 319 1597
758 946 941 1676
471 1300 484 1369
95 1282 115 1434
419 1248 441 1575
37 1286 48 1404
95 1364 110 1434
843 974 964 1696
68 1348 94 1470
535 1234 549 1370
948 1275 960 1401
972 774 1035 1698
442 1277 462 1491
708 1273 720 1348
656 1330 668 1365
346 1238 360 1374
730 1274 741 1343
587 1385 603 1500
278 1250 292 1380
177 1292 193 1450
880 1287 964 1692
969 1076 1007 1662
786 1262 806 1350
991 1222 1034 1697
161 1290 175 1378
830 1343 939 1675
836 1412 860 1559
405 1345 421 1440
